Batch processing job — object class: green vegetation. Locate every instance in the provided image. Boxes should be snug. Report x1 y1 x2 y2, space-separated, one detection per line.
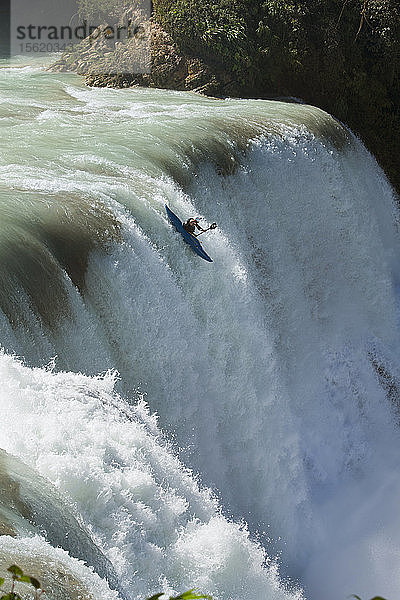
0 565 43 600
352 596 387 600
151 0 400 193
153 0 256 86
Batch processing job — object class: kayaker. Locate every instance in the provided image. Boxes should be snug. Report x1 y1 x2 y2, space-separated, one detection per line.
183 218 207 236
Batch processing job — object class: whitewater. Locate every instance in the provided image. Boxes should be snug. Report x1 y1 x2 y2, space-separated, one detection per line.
0 56 400 600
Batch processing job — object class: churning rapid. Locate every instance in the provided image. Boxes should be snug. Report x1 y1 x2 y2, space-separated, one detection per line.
1 56 400 600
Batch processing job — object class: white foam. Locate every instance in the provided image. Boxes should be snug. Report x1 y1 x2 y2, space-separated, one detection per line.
0 353 302 600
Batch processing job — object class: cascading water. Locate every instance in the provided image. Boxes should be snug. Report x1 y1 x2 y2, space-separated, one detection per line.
1 56 400 600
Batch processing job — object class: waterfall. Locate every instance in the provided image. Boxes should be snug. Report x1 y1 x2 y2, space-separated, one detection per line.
1 58 400 600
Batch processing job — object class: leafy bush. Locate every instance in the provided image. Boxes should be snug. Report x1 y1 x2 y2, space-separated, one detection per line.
153 0 258 86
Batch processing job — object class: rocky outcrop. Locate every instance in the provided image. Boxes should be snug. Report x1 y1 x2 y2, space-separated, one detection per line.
49 21 236 96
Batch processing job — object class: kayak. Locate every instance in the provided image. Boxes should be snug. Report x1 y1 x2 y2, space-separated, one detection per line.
165 205 213 263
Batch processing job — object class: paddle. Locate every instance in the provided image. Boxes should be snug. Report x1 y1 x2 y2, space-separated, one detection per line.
195 223 217 236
